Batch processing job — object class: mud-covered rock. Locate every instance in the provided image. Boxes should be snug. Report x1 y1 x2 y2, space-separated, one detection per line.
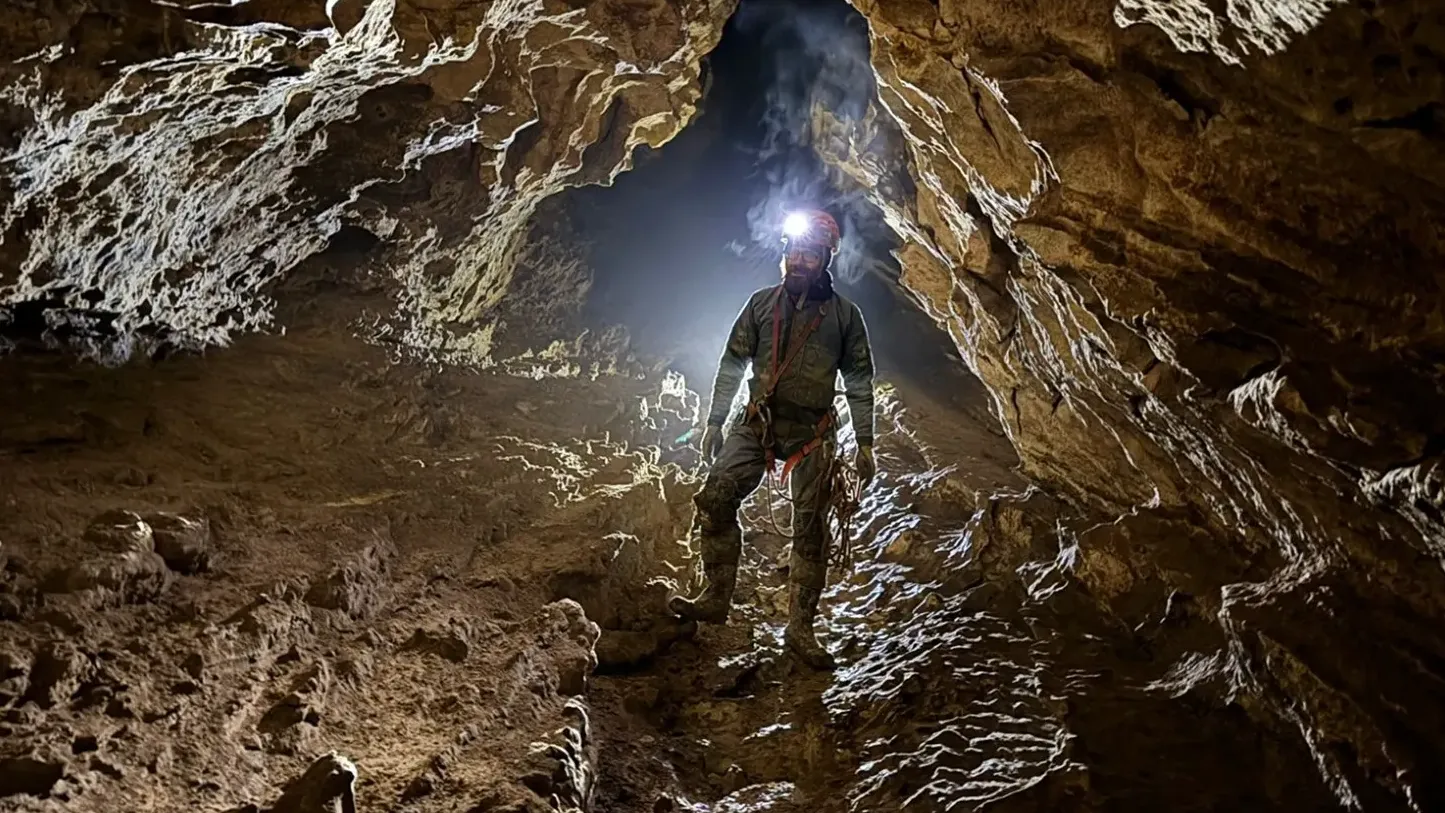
520 699 595 811
21 641 89 710
0 650 28 707
144 513 214 574
82 511 154 554
400 624 473 664
258 661 332 755
266 753 357 813
304 540 394 620
546 600 601 698
60 550 172 604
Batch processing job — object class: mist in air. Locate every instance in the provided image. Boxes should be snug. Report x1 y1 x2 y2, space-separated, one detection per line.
566 0 967 400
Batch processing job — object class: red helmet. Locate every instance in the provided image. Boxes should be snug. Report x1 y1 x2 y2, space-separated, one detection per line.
783 209 840 252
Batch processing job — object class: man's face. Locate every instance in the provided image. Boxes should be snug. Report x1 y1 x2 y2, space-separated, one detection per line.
783 243 828 282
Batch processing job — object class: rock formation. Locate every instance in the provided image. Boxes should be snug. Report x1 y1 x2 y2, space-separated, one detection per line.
0 0 733 362
2 0 1443 811
816 0 1445 807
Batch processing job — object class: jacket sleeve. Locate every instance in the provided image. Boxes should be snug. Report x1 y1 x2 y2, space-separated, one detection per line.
706 293 761 427
841 301 876 446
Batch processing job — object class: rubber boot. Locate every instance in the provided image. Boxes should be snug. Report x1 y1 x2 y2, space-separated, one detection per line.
669 562 737 624
784 583 836 670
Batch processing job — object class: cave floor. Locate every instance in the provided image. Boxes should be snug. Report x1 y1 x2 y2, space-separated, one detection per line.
0 321 1028 812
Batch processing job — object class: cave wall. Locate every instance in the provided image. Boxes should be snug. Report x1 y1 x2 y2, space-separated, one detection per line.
820 0 1445 806
4 0 1445 808
0 0 734 363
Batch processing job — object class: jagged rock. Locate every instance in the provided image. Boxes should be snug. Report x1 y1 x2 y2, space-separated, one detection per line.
21 641 89 710
1 0 1441 808
304 540 393 620
59 549 173 604
82 510 154 554
266 753 358 813
545 600 600 698
0 555 38 621
802 0 1445 804
400 624 473 664
259 661 331 754
145 513 214 574
333 652 373 690
0 0 731 365
0 650 26 706
520 699 594 812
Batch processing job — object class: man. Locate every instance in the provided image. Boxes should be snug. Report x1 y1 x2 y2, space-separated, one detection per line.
670 208 876 670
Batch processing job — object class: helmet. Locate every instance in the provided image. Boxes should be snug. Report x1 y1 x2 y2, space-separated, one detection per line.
782 209 841 252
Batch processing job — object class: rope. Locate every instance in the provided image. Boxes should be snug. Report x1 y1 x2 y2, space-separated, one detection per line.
827 455 863 572
753 439 864 577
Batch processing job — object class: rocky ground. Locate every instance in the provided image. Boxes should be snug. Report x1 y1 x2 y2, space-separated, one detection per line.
0 308 1020 812
1 306 1354 812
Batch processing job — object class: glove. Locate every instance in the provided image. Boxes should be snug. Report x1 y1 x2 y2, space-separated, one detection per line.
856 444 876 486
701 425 723 463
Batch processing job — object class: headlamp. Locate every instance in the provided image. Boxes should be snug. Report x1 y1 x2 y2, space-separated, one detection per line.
783 212 810 239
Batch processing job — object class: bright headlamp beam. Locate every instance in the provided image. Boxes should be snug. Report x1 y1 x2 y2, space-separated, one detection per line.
783 212 809 238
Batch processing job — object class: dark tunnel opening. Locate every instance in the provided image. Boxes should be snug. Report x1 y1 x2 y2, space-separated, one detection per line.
560 0 999 433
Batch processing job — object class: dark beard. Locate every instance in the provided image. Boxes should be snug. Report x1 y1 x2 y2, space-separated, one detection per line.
782 270 834 302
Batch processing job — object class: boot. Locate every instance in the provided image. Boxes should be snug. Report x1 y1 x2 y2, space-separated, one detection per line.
669 562 737 624
784 583 836 670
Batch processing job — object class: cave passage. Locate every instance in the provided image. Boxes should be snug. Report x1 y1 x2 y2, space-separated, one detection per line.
564 0 991 429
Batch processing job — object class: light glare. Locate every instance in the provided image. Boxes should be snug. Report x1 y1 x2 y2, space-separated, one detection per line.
783 212 809 237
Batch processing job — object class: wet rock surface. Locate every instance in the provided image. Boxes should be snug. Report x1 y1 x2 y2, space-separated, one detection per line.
811 0 1445 807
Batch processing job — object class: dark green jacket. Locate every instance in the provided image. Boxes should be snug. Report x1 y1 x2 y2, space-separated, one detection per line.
705 285 876 446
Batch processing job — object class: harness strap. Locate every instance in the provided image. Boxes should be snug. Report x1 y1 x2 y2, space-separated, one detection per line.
764 286 828 403
778 410 836 484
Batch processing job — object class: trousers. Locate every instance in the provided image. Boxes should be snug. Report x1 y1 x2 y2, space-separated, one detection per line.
691 417 835 589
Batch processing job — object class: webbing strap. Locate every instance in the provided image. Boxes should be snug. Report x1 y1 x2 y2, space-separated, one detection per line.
765 286 828 403
777 410 836 484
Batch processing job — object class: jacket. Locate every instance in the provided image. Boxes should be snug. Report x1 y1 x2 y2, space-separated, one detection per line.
704 284 876 446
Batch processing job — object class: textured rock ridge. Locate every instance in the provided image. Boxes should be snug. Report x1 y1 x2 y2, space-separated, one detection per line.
817 0 1445 807
0 0 734 362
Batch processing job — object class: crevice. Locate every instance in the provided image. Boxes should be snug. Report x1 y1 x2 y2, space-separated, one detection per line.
1361 102 1444 138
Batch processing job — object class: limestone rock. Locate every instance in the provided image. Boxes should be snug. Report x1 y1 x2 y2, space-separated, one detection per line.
61 550 173 604
400 623 473 663
21 641 89 710
304 540 393 620
266 753 357 813
82 511 154 554
0 0 736 365
144 513 214 574
815 0 1445 806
